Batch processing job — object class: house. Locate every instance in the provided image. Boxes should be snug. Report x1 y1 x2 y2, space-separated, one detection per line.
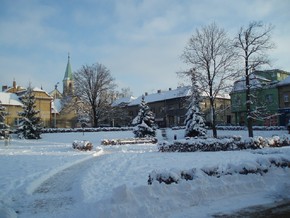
2 81 53 128
230 69 290 126
110 96 136 127
127 87 190 127
277 75 290 126
113 86 232 128
0 92 23 128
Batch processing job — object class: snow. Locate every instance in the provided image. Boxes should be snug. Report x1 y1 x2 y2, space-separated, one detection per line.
111 96 136 107
0 129 290 217
128 86 191 106
231 73 272 92
0 92 23 106
51 99 62 114
278 75 290 86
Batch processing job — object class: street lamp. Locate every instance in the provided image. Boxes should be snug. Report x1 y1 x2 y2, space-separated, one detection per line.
53 82 59 128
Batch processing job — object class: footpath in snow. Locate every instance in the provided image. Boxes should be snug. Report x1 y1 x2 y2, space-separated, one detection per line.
0 129 289 217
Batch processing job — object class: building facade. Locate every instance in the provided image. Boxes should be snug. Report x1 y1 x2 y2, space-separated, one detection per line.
113 86 232 128
230 69 290 126
277 76 290 126
1 81 53 128
0 92 23 128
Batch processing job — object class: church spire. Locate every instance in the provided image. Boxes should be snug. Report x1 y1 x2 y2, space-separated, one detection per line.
63 53 74 96
63 53 73 81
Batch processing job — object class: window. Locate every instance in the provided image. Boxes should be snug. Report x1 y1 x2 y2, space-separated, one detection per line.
14 118 20 126
236 97 241 106
265 94 273 103
284 94 289 103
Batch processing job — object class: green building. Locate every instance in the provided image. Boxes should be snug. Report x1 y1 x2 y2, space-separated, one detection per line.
277 75 290 126
230 69 290 126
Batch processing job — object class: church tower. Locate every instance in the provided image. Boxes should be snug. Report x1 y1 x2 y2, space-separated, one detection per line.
63 53 74 96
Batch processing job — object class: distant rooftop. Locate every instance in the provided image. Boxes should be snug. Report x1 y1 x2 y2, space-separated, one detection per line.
277 75 290 86
231 69 289 92
128 86 191 106
113 86 230 107
0 92 23 106
112 96 136 107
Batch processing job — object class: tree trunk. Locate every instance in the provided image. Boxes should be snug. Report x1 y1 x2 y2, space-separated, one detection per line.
245 57 254 137
92 107 98 127
210 99 217 138
212 118 217 138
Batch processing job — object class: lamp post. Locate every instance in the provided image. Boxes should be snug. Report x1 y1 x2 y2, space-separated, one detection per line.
54 82 59 128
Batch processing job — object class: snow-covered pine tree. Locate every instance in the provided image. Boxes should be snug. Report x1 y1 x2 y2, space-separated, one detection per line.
0 101 9 139
184 69 207 138
132 95 156 138
17 86 42 139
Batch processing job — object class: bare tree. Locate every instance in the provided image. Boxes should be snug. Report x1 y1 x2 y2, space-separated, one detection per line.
234 21 275 137
181 23 238 138
74 63 115 127
118 87 133 98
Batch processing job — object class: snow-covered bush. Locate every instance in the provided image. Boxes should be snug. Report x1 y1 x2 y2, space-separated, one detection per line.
148 157 290 185
101 137 157 145
158 135 290 152
41 127 133 133
173 125 287 131
216 125 287 131
72 140 93 151
148 169 197 185
132 96 156 138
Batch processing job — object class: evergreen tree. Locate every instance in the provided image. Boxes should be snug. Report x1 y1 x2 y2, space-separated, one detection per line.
0 101 9 139
17 86 42 139
132 96 156 138
185 69 207 137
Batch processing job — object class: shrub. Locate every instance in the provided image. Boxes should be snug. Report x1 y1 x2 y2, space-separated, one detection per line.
72 140 93 151
158 135 290 152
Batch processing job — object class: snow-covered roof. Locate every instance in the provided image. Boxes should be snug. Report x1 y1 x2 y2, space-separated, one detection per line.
51 99 62 114
128 86 191 106
33 87 45 92
14 87 52 99
218 93 230 99
231 73 272 92
277 75 290 86
33 87 52 97
0 92 23 106
112 96 136 107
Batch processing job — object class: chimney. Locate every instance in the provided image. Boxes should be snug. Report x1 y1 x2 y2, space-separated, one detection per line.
157 90 161 93
13 80 16 89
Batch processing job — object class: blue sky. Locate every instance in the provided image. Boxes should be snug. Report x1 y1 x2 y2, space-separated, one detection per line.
1 0 290 97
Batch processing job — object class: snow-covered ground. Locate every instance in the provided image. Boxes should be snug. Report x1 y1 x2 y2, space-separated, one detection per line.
0 129 290 218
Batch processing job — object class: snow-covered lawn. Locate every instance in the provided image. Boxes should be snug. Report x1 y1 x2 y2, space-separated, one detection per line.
0 129 290 218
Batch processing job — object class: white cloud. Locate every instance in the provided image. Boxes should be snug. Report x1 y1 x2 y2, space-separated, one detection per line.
1 0 290 97
0 0 59 47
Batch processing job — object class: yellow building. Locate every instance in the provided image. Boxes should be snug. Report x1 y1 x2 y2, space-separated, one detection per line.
29 87 53 127
2 81 53 128
0 92 23 128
